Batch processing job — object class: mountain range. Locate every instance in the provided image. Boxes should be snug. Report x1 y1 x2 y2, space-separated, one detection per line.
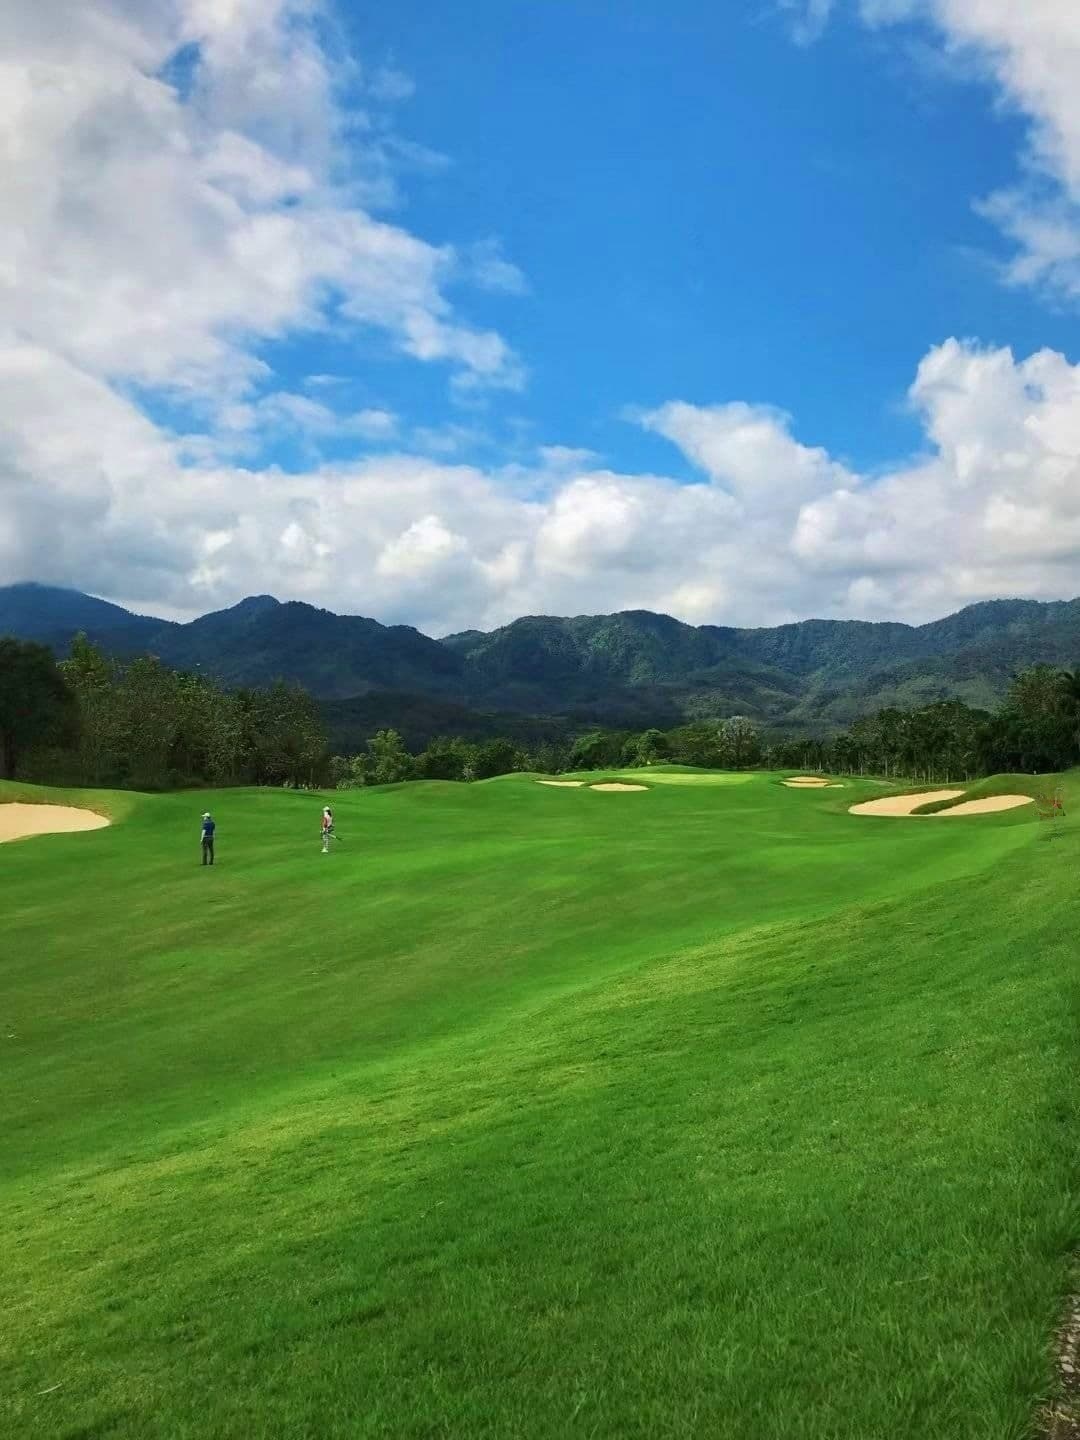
4 582 1080 747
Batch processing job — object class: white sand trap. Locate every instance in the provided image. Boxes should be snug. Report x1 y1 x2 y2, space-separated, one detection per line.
849 789 965 817
590 783 648 792
783 777 832 788
0 802 110 843
537 779 585 788
937 795 1034 816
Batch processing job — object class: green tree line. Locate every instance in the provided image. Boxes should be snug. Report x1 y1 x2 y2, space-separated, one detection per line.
330 715 767 786
6 633 1080 791
331 667 1080 786
0 635 326 788
769 666 1080 781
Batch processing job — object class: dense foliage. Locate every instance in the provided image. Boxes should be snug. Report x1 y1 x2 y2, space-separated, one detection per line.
7 608 1080 789
8 634 327 789
329 667 1080 785
770 667 1080 780
0 638 79 779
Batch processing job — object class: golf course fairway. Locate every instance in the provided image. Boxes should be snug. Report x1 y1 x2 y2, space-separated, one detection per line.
2 769 1078 1439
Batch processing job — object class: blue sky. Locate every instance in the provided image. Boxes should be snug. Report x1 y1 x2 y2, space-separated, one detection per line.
325 1 1072 473
6 0 1080 631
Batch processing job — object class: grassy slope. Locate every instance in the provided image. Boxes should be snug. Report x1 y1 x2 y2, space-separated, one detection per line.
1 772 1077 1439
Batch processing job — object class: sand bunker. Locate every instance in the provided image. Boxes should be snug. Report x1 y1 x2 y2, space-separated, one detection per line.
937 795 1035 816
783 777 843 788
537 779 585 788
850 788 1037 818
0 803 110 843
590 783 648 792
849 789 964 817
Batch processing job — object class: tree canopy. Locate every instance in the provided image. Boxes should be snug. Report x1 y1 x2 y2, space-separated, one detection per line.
0 638 79 780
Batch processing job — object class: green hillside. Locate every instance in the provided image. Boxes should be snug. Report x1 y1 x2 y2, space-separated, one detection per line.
2 772 1077 1437
7 583 1080 738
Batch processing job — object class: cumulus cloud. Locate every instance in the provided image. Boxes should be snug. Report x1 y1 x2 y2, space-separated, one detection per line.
13 305 1080 632
0 0 523 405
640 401 855 513
791 339 1080 614
8 0 1080 636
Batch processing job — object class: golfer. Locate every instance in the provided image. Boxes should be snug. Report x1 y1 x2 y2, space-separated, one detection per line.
321 805 334 854
201 811 216 866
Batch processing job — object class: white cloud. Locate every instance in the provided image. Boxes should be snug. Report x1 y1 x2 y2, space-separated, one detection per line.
368 66 416 104
9 0 1080 639
537 445 602 470
0 0 523 406
849 1 1080 302
779 0 836 46
219 393 398 443
375 515 471 584
464 239 530 297
640 401 855 512
14 311 1080 633
791 339 1080 614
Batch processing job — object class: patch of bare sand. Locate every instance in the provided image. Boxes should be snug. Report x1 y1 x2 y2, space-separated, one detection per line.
783 777 843 788
849 789 965 817
537 780 585 788
590 783 648 792
0 803 110 843
937 795 1034 816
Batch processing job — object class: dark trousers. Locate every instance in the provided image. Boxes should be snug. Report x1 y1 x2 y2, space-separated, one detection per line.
201 836 215 865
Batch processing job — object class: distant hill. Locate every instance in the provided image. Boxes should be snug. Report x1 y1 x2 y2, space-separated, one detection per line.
0 586 462 702
4 582 1080 743
0 582 171 653
148 595 463 700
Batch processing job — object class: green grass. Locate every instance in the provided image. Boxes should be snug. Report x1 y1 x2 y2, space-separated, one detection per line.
907 776 1051 816
1 769 1078 1439
606 767 756 786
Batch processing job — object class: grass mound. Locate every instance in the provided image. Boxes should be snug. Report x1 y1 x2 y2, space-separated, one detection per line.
2 772 1077 1438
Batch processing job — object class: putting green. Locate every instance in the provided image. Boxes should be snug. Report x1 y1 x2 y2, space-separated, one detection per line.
1 769 1074 1439
608 768 757 786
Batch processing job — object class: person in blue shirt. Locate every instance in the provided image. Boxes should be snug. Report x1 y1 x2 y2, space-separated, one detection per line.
201 811 216 866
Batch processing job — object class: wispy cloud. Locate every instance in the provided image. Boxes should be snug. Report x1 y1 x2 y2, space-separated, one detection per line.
848 1 1080 305
465 239 531 296
777 0 835 46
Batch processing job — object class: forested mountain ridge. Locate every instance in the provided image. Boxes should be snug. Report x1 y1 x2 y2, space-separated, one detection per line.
0 582 171 652
4 582 1080 738
0 586 461 701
